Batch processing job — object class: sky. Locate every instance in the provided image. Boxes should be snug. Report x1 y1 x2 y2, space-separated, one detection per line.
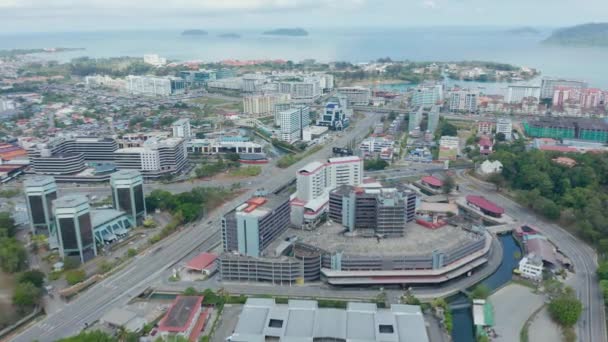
0 0 607 33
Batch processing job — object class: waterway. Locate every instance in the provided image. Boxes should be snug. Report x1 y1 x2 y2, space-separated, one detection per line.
450 234 522 342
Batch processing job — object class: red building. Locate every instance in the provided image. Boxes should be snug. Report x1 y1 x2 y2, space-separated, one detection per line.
466 195 504 218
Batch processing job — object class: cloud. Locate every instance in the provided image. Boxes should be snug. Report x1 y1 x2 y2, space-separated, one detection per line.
421 0 439 10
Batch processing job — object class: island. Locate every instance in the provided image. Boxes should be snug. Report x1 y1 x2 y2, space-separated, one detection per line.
543 23 608 47
181 29 208 36
218 33 241 39
0 47 85 57
506 27 541 35
262 28 308 36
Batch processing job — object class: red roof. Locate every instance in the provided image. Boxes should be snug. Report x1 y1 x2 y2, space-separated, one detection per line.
466 195 504 215
188 307 211 342
158 296 204 333
421 176 443 187
186 253 218 271
478 136 493 147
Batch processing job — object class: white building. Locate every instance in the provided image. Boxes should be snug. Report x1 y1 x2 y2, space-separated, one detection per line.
113 137 187 178
277 79 321 102
171 118 191 139
291 156 363 227
279 106 310 143
518 254 543 280
207 77 243 91
506 85 540 104
0 99 15 112
540 78 587 99
337 87 371 106
496 118 513 140
412 84 443 108
359 137 394 154
243 93 290 117
449 89 479 112
84 75 127 90
477 160 503 175
242 73 268 93
126 76 185 96
143 54 167 66
439 136 460 150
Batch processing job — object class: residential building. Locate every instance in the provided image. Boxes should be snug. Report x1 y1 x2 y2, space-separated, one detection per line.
552 87 580 108
427 105 441 134
110 170 146 225
506 85 540 104
359 137 394 154
518 254 543 280
291 156 363 227
171 118 191 139
157 296 205 340
243 93 290 117
126 75 186 96
277 77 322 102
113 137 187 178
143 54 166 66
449 89 479 112
496 118 513 140
24 176 58 244
478 136 493 155
408 107 424 132
540 78 587 99
477 121 494 136
580 88 603 109
228 298 429 342
336 87 372 106
54 195 96 264
412 84 443 108
242 73 268 93
221 194 291 257
278 106 310 143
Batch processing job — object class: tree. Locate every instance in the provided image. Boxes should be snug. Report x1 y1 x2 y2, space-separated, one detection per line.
495 132 506 142
13 281 42 311
17 270 45 288
487 173 506 191
0 212 16 237
0 238 28 273
224 152 240 162
127 248 138 258
470 284 491 299
57 330 117 342
442 175 456 194
598 261 608 280
65 269 86 285
548 292 583 327
99 260 113 273
63 257 80 270
183 287 198 296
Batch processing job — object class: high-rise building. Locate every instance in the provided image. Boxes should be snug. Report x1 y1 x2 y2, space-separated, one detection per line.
580 88 603 109
126 75 186 96
506 85 541 104
221 194 291 257
113 137 187 178
110 170 146 225
408 107 424 132
336 87 371 106
449 89 479 112
540 78 587 100
216 68 236 79
496 118 513 140
54 195 96 264
279 106 310 143
24 176 58 242
171 118 191 139
412 84 443 108
277 79 321 102
243 94 290 117
242 73 268 93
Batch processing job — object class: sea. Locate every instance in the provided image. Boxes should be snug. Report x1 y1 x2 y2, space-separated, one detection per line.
2 27 608 88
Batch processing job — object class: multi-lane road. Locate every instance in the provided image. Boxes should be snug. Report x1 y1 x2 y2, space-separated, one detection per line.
12 113 381 342
456 171 606 342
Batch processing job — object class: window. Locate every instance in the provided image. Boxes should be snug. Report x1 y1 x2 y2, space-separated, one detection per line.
268 319 283 328
379 324 394 334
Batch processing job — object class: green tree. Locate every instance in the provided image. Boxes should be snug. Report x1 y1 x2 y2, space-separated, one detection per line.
442 175 456 194
12 281 42 311
598 261 608 280
57 330 117 342
99 260 113 273
183 287 198 296
470 284 491 299
495 132 506 142
0 212 16 237
548 292 583 327
65 269 86 285
487 173 506 191
127 248 138 258
17 270 46 288
0 238 28 273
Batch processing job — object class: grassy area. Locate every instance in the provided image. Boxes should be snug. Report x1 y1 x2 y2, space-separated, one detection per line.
191 97 233 106
229 166 262 177
277 145 323 169
0 189 20 198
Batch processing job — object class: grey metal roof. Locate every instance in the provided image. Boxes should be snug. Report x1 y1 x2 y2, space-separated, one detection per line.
232 298 429 342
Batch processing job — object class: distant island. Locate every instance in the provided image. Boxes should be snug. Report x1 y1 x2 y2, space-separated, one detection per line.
218 33 241 39
506 27 541 35
263 28 308 36
543 23 608 47
0 47 84 57
181 29 208 36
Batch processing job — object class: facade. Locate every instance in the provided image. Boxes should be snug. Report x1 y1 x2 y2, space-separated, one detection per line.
28 137 117 175
110 170 146 225
317 102 349 130
506 85 540 104
449 89 479 112
126 75 186 96
242 73 268 93
24 176 58 244
278 106 310 143
179 70 216 85
337 87 372 106
408 107 424 132
222 194 291 257
277 78 321 102
113 137 187 178
207 77 243 91
540 78 587 99
228 298 429 342
54 195 96 264
187 137 263 155
243 93 290 117
523 117 608 143
412 84 443 108
518 254 543 280
477 121 494 136
171 118 191 139
495 118 513 141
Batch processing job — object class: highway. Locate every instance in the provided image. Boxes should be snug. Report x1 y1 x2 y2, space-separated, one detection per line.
456 171 606 342
13 113 382 342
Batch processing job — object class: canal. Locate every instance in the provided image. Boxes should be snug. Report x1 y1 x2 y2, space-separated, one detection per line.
450 234 522 342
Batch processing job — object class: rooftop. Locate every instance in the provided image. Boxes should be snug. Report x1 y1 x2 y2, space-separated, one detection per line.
91 209 127 227
273 220 480 257
24 175 56 188
421 175 443 187
110 169 142 181
158 296 203 333
54 195 89 209
230 298 429 342
466 195 504 215
234 194 289 218
186 252 218 271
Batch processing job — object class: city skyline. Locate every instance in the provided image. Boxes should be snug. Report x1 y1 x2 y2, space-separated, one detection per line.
1 0 608 32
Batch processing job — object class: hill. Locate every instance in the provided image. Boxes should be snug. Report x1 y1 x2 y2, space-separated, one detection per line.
506 27 541 35
262 28 308 36
543 23 608 47
181 29 208 36
218 33 241 39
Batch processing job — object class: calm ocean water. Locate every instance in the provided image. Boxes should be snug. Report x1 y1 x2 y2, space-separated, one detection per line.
2 27 608 88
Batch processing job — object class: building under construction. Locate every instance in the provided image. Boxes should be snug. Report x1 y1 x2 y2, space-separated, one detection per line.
523 117 608 143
